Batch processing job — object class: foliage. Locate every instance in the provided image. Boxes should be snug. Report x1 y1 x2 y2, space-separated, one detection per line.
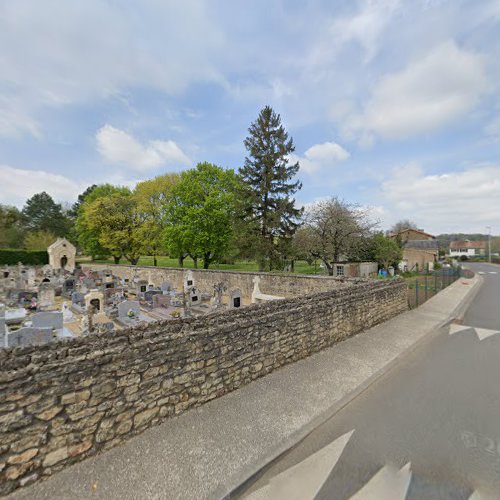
239 105 303 271
373 233 402 270
0 249 48 265
84 190 143 265
75 184 130 261
134 173 180 266
21 192 70 237
0 204 25 248
164 162 238 269
389 219 418 234
302 197 377 275
23 230 57 250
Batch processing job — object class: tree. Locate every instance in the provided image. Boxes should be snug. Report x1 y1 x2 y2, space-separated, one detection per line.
134 174 179 266
23 230 57 250
239 105 303 271
21 192 70 236
0 204 25 248
164 162 238 269
75 184 130 261
303 197 377 276
389 219 418 234
85 191 143 265
373 233 402 271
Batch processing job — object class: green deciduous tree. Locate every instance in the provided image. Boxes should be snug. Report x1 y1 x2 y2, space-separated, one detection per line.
134 173 179 266
21 192 70 237
75 184 130 261
164 162 238 269
239 105 303 271
373 233 402 271
23 230 58 250
85 191 143 265
0 204 25 248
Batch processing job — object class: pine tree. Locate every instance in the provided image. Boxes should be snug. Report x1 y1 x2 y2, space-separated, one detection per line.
239 105 303 271
21 192 70 237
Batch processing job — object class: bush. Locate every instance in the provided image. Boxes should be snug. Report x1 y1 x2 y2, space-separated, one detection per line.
459 255 469 261
0 249 49 265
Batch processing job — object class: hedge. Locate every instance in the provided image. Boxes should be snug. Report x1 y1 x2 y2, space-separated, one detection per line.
0 249 49 266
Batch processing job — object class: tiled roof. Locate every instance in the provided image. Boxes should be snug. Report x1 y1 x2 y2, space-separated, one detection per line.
449 240 486 249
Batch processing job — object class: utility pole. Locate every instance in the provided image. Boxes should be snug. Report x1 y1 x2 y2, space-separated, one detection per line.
486 226 492 263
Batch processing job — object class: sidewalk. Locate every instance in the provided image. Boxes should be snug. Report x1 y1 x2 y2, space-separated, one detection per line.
8 275 481 500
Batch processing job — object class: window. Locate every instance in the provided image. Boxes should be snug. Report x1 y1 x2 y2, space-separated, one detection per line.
336 265 344 277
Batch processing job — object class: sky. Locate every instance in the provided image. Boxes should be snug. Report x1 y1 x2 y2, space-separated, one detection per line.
1 0 499 235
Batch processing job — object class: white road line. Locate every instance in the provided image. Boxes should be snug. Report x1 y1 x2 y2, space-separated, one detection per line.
245 430 354 500
348 462 412 500
449 324 500 341
478 271 486 275
489 271 497 274
469 490 497 499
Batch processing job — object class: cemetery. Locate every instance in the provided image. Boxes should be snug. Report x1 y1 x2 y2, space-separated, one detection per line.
2 241 340 349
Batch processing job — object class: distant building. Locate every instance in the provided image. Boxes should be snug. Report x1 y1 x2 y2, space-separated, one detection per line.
48 238 76 273
449 240 486 259
389 228 439 272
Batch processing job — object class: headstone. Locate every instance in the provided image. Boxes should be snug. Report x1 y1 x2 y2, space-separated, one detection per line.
0 305 6 348
31 311 64 330
62 302 74 322
153 294 170 309
117 300 141 319
38 284 55 310
7 327 53 347
161 282 173 293
144 290 162 303
71 292 85 306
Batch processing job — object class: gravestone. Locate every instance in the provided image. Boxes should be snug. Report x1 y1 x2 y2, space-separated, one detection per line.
153 294 170 309
31 311 63 330
117 300 141 319
144 290 162 303
0 305 6 348
7 327 53 347
71 292 85 306
38 284 55 310
161 282 173 293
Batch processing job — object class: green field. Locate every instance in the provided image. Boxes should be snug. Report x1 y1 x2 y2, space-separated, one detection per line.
81 256 323 275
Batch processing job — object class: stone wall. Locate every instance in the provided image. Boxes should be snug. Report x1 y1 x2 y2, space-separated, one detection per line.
81 264 354 299
0 279 407 494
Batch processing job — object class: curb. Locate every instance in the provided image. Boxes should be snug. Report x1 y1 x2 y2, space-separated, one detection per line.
221 273 483 500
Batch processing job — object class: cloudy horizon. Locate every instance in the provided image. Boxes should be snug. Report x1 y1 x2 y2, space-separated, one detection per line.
1 0 499 234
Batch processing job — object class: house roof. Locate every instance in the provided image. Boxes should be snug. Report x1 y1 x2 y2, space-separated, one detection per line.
449 240 486 249
389 228 435 239
47 238 75 251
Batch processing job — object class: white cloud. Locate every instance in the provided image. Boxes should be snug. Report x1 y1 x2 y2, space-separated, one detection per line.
379 163 500 233
96 125 191 171
294 142 350 174
349 41 487 140
0 165 83 207
0 1 225 138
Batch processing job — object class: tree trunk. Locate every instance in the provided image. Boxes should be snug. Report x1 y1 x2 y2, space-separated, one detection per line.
178 255 184 267
193 256 198 269
203 253 211 269
290 259 295 272
153 255 157 267
129 257 139 265
113 255 121 265
324 260 334 276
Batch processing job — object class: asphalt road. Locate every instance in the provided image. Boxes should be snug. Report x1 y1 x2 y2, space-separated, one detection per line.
237 263 500 499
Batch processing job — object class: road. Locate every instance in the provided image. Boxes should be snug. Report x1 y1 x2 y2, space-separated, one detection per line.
237 263 500 499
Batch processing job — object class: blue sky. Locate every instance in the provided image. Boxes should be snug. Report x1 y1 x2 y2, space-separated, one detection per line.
1 0 499 234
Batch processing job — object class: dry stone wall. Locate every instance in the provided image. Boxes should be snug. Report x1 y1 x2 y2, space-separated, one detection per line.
0 278 407 495
82 264 353 298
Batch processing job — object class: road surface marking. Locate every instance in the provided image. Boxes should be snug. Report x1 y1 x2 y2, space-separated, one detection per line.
348 462 412 500
489 271 497 274
245 430 354 500
478 272 486 275
469 490 497 499
449 324 500 341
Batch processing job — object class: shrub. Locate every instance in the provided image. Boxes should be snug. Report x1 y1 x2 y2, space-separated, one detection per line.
0 249 49 265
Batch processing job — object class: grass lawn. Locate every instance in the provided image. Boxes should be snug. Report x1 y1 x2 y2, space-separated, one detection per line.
80 256 323 275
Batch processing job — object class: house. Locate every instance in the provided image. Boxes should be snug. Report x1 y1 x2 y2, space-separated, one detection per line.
389 228 439 272
449 240 486 259
47 238 77 273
